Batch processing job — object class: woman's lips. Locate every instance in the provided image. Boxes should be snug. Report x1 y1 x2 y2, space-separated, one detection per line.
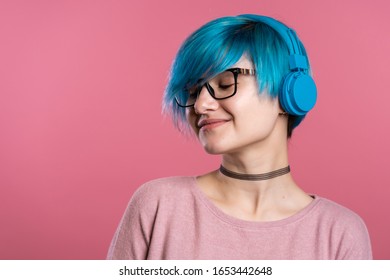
198 119 230 131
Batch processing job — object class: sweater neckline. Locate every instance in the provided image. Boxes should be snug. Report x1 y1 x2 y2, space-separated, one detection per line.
189 176 321 229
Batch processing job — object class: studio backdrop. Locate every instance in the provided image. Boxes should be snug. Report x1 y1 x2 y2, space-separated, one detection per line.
0 0 389 259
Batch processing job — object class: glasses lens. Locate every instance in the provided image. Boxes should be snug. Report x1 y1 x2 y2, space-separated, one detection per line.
208 71 236 99
175 70 237 107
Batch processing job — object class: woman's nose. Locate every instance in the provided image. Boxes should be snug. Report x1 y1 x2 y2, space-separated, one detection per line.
193 85 218 114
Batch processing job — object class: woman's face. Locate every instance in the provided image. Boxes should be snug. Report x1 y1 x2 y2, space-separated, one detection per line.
186 56 285 155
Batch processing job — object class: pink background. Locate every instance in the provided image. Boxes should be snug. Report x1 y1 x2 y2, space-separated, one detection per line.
0 0 389 259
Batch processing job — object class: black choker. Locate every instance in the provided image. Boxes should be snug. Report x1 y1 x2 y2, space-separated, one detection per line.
219 165 290 181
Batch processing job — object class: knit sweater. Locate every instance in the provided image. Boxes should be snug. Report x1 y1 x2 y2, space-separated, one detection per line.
107 176 372 259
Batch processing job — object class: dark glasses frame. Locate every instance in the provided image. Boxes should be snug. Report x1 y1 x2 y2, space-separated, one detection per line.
175 68 256 108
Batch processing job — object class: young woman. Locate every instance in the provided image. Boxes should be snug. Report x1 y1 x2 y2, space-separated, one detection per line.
107 14 372 259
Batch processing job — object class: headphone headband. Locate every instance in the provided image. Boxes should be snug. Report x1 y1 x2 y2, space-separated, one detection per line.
239 14 317 116
240 15 308 70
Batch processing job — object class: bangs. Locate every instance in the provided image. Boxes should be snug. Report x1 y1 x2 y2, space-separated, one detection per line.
179 21 252 87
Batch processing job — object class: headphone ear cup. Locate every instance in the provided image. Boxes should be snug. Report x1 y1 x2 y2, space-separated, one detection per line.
280 71 317 116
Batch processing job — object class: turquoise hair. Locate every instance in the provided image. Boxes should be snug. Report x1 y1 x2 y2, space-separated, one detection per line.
163 14 312 136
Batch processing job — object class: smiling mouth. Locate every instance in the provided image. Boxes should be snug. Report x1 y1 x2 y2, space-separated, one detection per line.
198 120 229 131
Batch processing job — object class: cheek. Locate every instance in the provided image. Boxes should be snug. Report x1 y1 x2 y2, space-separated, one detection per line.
234 98 280 135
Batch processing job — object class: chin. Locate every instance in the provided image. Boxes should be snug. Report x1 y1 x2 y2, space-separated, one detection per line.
201 143 225 155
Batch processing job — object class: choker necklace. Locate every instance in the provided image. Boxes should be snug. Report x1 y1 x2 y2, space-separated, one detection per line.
219 165 290 181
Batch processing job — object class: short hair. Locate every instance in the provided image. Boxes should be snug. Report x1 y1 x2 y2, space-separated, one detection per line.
163 14 313 138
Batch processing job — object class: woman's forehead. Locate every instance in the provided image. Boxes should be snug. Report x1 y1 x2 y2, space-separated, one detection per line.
189 54 253 86
229 55 253 69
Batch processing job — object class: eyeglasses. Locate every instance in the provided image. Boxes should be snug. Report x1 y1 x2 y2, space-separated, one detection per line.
175 68 256 108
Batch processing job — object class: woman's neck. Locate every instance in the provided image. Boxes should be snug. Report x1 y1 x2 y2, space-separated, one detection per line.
200 144 310 221
199 169 311 222
221 139 289 173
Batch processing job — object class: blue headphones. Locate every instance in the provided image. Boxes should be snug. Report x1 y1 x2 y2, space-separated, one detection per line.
242 15 317 116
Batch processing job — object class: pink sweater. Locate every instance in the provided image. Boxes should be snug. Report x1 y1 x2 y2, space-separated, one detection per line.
107 176 372 259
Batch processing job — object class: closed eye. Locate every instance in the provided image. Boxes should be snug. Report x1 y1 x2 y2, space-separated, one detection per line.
219 83 234 90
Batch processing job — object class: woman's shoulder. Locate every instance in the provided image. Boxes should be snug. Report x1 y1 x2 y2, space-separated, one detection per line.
315 196 363 218
312 196 372 259
313 196 369 232
129 176 197 207
135 176 196 194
